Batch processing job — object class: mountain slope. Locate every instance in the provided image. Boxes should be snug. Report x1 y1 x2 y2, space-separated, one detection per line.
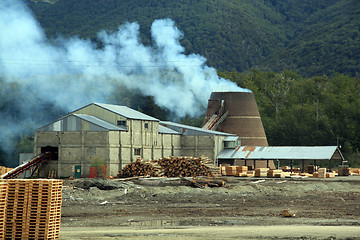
25 0 360 76
264 0 360 77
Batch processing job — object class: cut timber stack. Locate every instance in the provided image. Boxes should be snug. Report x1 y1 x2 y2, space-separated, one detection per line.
318 168 327 178
267 170 283 178
255 168 269 177
0 182 7 240
1 179 62 240
221 166 248 176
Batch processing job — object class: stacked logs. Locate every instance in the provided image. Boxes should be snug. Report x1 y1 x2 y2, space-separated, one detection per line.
157 156 213 178
118 156 214 178
119 159 158 177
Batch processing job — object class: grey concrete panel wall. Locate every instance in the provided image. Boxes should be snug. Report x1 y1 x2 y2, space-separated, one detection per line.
182 149 196 157
198 136 215 147
173 148 182 157
197 149 215 159
87 147 107 165
153 148 162 160
162 149 173 158
120 132 131 145
173 135 181 147
120 147 132 166
162 134 173 147
35 132 59 146
109 148 120 164
109 163 119 177
84 132 108 145
143 147 152 160
131 120 142 146
109 131 120 147
60 147 82 163
183 136 196 147
61 132 82 146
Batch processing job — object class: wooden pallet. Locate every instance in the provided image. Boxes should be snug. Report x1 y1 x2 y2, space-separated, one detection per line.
2 179 63 240
0 182 8 240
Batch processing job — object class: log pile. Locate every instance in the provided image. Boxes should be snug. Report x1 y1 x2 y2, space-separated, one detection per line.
156 156 213 178
119 159 158 177
118 156 215 178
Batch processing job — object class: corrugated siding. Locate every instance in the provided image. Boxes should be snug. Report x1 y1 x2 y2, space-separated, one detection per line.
217 146 339 160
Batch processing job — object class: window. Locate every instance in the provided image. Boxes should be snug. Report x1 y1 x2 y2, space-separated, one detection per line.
144 123 149 129
134 148 141 156
224 141 236 149
117 120 126 128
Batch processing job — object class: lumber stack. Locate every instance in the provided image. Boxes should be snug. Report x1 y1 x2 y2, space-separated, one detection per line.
1 179 62 240
119 156 214 178
267 169 283 178
254 168 269 177
221 166 248 176
0 182 7 240
317 168 327 178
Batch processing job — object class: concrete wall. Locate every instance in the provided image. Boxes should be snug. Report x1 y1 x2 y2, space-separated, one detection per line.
35 131 110 178
35 104 225 178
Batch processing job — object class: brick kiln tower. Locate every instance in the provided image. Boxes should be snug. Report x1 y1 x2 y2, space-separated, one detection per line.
203 92 274 168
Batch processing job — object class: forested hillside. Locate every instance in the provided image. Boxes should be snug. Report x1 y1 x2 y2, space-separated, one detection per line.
1 0 359 167
26 0 359 77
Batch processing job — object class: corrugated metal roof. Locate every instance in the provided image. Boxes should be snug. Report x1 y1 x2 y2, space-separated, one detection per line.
74 114 127 131
160 121 235 136
93 103 159 121
158 125 181 134
224 136 239 142
217 146 340 160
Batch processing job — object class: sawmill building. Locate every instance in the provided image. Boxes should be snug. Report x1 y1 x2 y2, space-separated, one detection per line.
34 103 236 178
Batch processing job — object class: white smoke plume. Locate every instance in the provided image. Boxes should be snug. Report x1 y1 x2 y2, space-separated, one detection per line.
0 0 248 164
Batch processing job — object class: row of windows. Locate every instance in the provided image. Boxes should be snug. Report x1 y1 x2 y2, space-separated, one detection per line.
117 121 150 130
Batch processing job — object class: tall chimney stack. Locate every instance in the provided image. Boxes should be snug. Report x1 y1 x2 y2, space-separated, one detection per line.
203 91 268 146
203 92 274 168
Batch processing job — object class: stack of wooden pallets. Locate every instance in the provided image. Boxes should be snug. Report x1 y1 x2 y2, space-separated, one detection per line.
0 182 8 240
1 179 62 240
4 179 29 239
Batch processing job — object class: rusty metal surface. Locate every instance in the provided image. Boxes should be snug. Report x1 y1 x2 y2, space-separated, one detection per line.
203 92 269 146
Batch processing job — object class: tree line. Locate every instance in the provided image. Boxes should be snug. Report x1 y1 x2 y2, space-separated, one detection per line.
220 70 360 166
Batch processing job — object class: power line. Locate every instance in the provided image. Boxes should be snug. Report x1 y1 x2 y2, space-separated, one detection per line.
0 59 203 68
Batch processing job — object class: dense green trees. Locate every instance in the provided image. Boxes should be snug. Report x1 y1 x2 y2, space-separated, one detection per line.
25 0 360 77
220 70 360 166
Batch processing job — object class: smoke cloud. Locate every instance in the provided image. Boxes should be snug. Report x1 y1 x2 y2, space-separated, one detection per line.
0 0 248 164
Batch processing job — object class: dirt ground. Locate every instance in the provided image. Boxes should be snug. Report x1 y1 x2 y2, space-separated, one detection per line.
59 176 360 239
